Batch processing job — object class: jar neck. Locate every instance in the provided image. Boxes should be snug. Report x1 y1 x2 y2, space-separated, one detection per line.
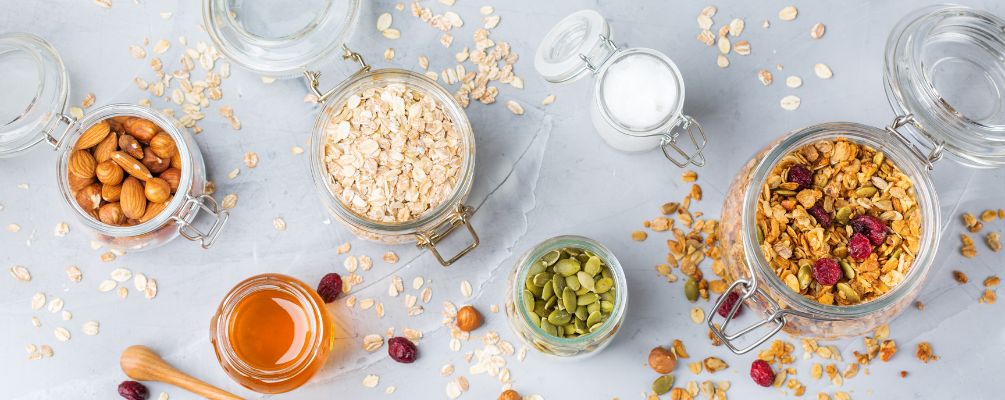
740 123 942 319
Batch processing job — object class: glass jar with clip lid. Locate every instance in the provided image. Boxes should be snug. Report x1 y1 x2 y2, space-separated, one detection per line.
534 9 708 168
0 33 229 251
706 5 1005 354
204 1 480 266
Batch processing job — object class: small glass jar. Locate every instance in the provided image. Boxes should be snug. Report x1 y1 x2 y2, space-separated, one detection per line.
707 5 1005 354
505 236 628 359
210 273 335 394
205 3 479 266
0 33 228 251
534 10 708 168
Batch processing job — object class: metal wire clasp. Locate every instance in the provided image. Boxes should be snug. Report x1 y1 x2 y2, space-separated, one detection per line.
579 34 618 73
706 279 787 354
171 194 229 249
661 115 708 168
303 44 371 104
886 114 943 171
415 204 479 267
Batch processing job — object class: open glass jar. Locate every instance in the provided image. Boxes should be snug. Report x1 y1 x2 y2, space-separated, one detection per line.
0 33 228 251
706 5 1005 354
205 2 479 266
534 9 708 167
505 236 628 359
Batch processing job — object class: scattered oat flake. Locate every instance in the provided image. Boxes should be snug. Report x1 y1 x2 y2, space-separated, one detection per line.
383 29 401 40
779 6 798 21
484 15 501 29
505 100 524 115
363 334 384 352
717 54 729 68
271 217 286 231
291 146 305 155
227 168 240 179
377 13 393 32
160 12 172 19
94 0 111 8
117 287 129 298
9 265 31 282
362 374 380 388
384 48 395 61
54 327 71 342
780 95 801 111
83 320 100 336
811 23 826 39
460 280 473 298
413 277 425 290
222 194 238 210
814 63 833 79
153 39 170 54
337 242 352 254
111 268 132 282
47 297 64 313
66 266 82 282
134 274 148 291
129 45 146 59
98 280 117 293
54 222 69 237
383 251 399 263
689 307 705 324
7 224 21 232
480 6 493 15
31 293 45 310
786 76 803 88
542 94 555 105
758 70 773 86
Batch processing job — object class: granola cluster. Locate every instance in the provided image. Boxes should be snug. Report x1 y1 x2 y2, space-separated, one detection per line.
756 138 922 305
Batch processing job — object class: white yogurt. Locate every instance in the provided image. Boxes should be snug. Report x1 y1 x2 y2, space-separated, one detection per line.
601 53 680 129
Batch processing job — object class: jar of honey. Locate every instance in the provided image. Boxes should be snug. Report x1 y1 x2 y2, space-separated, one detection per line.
210 273 335 394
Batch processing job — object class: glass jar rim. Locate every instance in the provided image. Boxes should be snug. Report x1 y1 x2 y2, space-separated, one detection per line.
593 48 686 137
58 104 195 237
211 273 329 382
740 122 941 319
308 67 477 236
511 235 628 347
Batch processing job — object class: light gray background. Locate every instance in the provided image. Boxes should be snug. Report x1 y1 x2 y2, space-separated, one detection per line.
2 0 1004 399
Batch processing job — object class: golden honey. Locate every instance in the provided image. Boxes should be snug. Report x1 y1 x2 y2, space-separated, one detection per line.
211 273 335 394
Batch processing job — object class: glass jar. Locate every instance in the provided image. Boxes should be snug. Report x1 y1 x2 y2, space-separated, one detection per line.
205 3 480 266
505 236 628 359
534 10 708 168
706 5 1005 354
0 33 228 251
210 273 335 394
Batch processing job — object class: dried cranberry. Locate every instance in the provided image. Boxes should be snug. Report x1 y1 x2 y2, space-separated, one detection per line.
812 258 842 286
750 359 776 387
848 233 873 261
316 273 343 303
851 214 888 245
787 165 813 190
388 337 417 363
807 205 831 228
716 291 743 318
118 381 149 400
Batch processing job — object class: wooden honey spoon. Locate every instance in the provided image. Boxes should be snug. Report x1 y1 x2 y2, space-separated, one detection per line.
120 345 244 400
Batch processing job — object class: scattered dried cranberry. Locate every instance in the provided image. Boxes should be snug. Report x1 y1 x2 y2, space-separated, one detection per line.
812 258 842 286
716 291 743 318
118 381 149 400
851 214 888 245
787 165 813 190
316 273 343 303
848 233 873 260
388 336 418 363
807 205 831 228
750 359 776 387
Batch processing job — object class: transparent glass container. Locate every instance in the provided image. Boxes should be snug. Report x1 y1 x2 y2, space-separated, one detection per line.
534 9 708 168
205 0 480 265
505 236 628 359
707 5 1005 354
0 33 228 251
210 273 335 394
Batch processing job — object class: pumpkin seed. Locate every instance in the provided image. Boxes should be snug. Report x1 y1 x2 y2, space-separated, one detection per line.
855 186 878 197
532 272 553 287
595 277 614 293
541 250 561 266
541 282 555 300
775 189 797 196
836 282 860 303
548 309 572 325
797 264 812 290
565 274 582 291
577 271 596 292
840 259 855 280
600 300 614 313
522 290 535 312
540 319 558 336
684 278 699 302
554 258 581 276
562 287 577 312
584 256 602 275
578 292 599 306
835 206 852 224
519 246 618 338
575 305 588 320
652 375 675 395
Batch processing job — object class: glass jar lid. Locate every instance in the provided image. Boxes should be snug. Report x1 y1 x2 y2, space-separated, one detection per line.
203 0 362 78
534 9 614 84
0 33 70 157
885 5 1005 168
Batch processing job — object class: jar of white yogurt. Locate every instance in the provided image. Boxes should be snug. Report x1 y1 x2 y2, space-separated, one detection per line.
534 10 708 167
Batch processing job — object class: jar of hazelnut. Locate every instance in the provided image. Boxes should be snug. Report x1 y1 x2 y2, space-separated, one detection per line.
0 33 228 251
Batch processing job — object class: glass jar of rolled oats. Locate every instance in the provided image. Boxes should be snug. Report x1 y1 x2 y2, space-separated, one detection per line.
533 9 708 168
205 3 479 266
707 5 1005 354
0 33 228 252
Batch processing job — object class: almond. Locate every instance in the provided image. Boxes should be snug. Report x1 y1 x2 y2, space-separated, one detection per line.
68 174 95 192
93 131 118 163
170 153 182 169
142 148 169 174
140 198 170 223
149 132 177 159
144 178 171 203
119 134 144 159
111 151 153 181
95 160 124 185
123 118 158 142
106 117 124 132
98 202 126 225
159 168 181 192
68 150 97 180
120 177 147 219
102 183 122 202
75 121 110 150
75 183 102 211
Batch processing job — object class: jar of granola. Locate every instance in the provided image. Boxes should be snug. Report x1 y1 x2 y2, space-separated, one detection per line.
205 4 479 266
707 5 1005 354
533 9 708 168
0 33 228 251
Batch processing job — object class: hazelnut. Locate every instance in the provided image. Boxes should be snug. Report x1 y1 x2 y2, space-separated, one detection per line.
74 183 102 211
498 390 521 400
102 183 122 202
95 160 124 185
118 134 144 159
456 305 483 332
159 168 181 192
648 346 677 374
142 147 169 174
149 132 177 159
98 202 126 225
144 178 171 203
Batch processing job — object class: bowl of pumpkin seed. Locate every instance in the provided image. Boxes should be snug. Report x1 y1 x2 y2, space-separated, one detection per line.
505 235 628 358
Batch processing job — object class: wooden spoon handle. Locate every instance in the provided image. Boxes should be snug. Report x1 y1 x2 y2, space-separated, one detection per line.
120 345 244 400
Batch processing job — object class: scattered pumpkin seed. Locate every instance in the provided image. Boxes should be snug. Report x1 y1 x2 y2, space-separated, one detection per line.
652 375 675 395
